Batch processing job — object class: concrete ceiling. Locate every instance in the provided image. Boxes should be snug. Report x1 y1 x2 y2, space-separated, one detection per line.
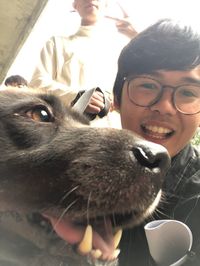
0 0 49 83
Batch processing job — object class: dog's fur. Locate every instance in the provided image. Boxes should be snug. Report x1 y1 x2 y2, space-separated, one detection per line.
0 88 170 266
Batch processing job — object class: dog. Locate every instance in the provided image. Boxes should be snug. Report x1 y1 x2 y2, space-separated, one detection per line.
0 88 170 266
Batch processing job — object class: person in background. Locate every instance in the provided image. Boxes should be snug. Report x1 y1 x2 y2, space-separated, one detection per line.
29 0 137 119
113 19 200 265
4 75 28 88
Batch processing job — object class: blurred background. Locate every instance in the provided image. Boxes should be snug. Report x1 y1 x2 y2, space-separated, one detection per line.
5 0 200 82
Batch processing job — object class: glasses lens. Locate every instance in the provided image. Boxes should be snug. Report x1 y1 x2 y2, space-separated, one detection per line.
175 85 200 114
128 77 161 106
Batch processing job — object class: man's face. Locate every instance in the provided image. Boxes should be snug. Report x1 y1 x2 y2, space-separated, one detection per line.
116 68 200 157
73 0 107 25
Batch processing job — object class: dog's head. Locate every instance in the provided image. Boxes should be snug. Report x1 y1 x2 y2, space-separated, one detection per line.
0 88 170 265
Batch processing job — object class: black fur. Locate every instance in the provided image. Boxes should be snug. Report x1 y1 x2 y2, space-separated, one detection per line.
0 88 170 266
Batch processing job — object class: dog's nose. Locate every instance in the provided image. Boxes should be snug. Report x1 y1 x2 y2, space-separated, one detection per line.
132 142 170 173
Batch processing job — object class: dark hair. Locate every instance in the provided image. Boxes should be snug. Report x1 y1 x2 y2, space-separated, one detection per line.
4 75 28 87
113 19 200 104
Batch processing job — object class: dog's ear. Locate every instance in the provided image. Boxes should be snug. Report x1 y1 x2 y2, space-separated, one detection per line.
72 88 96 113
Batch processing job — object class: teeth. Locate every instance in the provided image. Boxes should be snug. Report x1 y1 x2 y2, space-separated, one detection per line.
112 249 121 259
77 225 122 260
90 249 102 259
145 125 171 134
78 225 92 254
113 229 122 249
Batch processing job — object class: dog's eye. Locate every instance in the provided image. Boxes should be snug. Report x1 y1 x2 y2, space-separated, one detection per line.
26 106 54 123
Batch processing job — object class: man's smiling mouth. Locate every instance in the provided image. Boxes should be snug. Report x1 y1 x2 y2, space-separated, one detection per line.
141 124 174 140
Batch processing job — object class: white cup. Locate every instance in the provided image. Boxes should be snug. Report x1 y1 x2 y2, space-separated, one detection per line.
144 220 193 265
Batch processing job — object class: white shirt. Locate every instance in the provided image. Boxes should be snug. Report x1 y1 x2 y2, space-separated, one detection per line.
29 22 128 106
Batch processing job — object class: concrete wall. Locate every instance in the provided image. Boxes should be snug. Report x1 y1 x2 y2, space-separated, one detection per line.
0 0 48 83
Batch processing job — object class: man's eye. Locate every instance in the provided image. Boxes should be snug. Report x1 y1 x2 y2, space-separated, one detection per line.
180 89 197 98
26 106 54 122
141 83 158 90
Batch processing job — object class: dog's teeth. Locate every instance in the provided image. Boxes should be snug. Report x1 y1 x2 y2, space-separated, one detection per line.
90 249 102 259
78 225 92 254
113 229 122 249
112 249 121 259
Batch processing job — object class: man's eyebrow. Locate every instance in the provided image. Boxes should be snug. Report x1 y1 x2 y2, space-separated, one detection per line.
148 71 200 85
180 77 200 85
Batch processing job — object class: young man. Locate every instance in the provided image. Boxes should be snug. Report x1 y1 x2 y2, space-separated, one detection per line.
29 0 137 117
113 19 200 265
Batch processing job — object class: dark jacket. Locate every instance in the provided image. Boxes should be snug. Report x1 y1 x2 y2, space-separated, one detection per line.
119 143 200 266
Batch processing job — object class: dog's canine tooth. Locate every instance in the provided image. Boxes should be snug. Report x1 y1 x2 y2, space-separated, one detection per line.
112 249 121 260
90 249 102 259
78 224 92 254
113 229 122 249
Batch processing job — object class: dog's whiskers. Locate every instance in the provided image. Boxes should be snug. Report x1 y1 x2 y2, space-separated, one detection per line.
59 185 79 204
86 192 92 225
52 199 79 231
103 214 110 235
112 213 117 228
153 206 170 219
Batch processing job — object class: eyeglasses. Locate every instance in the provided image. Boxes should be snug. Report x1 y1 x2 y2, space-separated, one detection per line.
125 76 200 115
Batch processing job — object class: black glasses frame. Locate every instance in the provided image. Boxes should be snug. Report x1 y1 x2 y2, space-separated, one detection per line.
124 76 200 115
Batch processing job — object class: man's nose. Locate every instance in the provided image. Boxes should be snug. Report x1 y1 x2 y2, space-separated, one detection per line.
150 89 177 115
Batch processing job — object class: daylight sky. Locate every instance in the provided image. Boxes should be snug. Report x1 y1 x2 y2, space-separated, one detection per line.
7 0 200 81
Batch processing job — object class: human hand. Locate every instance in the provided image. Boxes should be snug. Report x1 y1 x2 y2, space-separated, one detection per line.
85 90 114 115
85 90 105 114
115 17 137 39
104 91 114 112
105 2 137 39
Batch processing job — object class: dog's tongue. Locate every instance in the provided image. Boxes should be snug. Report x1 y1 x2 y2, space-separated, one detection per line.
43 214 121 260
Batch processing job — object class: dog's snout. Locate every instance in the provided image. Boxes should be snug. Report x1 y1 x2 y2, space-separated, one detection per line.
132 143 170 172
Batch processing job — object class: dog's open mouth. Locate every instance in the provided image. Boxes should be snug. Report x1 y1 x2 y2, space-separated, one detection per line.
41 214 123 261
39 195 158 261
40 208 142 261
